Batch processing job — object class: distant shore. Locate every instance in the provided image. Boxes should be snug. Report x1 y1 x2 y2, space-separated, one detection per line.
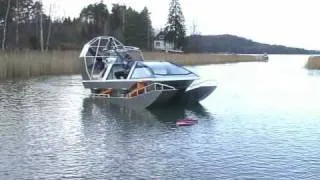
0 51 266 80
144 52 265 65
306 56 320 70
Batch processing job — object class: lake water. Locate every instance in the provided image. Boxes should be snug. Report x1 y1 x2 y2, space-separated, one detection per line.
1 55 320 179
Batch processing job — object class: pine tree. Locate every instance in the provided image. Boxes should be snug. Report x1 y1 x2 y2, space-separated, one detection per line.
165 0 186 49
110 4 126 42
139 7 153 49
80 2 109 38
123 7 152 49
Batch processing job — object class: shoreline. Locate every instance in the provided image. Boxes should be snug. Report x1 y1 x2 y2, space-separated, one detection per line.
0 51 266 80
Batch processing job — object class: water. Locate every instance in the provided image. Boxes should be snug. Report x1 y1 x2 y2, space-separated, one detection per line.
1 55 320 179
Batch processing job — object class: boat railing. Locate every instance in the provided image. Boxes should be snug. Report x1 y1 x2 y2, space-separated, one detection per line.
146 82 176 92
128 82 176 98
92 83 175 99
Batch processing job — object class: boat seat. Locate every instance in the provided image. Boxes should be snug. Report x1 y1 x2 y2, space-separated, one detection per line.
114 71 128 79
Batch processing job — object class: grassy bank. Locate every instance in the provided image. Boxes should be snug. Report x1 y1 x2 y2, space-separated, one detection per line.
0 51 265 80
306 56 320 70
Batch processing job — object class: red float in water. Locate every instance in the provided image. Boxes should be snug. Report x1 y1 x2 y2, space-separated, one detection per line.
176 118 198 126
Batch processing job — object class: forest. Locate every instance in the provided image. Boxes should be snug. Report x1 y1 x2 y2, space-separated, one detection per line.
0 0 153 51
1 0 318 54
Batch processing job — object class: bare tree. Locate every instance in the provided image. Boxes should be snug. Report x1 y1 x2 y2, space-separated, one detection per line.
15 0 19 48
45 4 53 52
191 20 201 35
39 4 44 52
2 0 11 51
147 24 150 49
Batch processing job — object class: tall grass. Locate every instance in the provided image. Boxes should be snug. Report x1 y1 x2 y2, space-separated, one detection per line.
306 56 320 70
144 52 265 65
0 51 80 80
0 51 265 80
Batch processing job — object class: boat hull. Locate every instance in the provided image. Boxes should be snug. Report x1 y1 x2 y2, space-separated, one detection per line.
83 79 195 90
92 90 178 109
91 85 216 109
171 85 217 105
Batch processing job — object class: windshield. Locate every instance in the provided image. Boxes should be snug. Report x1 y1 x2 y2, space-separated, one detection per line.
126 50 144 61
131 62 155 79
146 62 193 75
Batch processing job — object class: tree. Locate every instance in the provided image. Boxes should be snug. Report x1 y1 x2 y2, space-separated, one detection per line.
34 1 44 52
45 4 52 51
0 1 155 50
80 2 109 37
123 7 140 46
15 0 19 47
110 4 126 41
123 7 153 49
140 7 153 50
2 0 12 51
14 0 37 49
164 0 186 49
190 20 200 35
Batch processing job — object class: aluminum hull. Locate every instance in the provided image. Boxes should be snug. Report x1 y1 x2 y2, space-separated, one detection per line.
92 90 178 109
91 84 216 109
82 78 195 90
173 85 217 105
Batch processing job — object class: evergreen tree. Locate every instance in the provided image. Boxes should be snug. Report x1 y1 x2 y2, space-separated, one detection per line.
80 3 109 38
165 0 186 49
124 7 140 47
110 4 126 41
124 7 152 49
140 7 153 50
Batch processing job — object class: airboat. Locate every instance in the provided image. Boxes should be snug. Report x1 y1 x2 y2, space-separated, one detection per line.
79 36 217 108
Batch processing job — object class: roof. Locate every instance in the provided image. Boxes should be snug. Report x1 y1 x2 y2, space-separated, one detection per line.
155 31 167 40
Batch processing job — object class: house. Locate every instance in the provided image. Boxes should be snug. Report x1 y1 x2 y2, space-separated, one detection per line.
153 31 175 52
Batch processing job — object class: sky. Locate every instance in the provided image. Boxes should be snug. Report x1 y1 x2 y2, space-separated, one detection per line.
42 0 320 50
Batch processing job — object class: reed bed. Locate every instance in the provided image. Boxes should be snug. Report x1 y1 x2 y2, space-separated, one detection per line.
305 56 320 70
0 51 80 80
0 51 264 80
143 52 265 65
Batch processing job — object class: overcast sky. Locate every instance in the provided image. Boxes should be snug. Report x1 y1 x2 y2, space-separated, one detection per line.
42 0 320 50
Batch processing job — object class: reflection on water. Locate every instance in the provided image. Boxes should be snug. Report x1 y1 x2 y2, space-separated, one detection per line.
1 55 320 179
82 97 214 127
79 98 218 179
308 69 320 77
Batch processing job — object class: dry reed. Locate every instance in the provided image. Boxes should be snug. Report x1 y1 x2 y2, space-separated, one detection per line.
0 51 265 80
144 52 265 65
0 51 80 80
306 56 320 70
